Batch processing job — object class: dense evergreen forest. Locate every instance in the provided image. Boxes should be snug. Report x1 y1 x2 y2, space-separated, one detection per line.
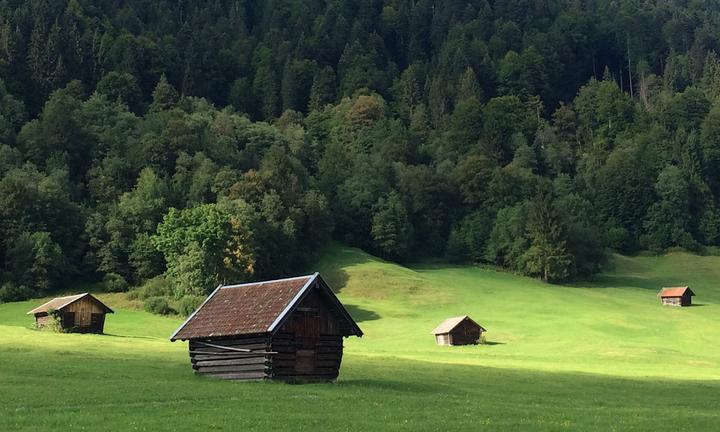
2 0 720 306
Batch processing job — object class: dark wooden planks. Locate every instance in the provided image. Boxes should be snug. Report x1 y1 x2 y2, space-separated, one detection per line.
184 333 348 381
198 371 267 380
192 357 269 367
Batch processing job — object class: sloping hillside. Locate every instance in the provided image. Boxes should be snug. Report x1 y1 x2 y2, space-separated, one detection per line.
0 246 719 430
317 245 720 379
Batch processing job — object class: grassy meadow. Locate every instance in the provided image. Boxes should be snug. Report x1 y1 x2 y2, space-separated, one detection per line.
1 245 719 431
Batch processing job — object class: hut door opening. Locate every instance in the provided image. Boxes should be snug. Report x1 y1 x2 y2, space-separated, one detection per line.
294 309 320 373
62 312 75 328
91 313 105 332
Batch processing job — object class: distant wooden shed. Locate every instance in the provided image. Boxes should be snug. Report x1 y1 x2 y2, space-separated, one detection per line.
658 286 695 307
170 273 363 381
27 293 114 333
432 315 485 346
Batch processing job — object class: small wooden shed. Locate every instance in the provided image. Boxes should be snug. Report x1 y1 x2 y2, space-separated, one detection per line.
432 315 485 346
170 273 363 381
658 286 695 307
27 293 114 333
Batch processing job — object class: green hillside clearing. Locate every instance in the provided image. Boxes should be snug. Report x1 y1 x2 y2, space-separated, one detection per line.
1 245 718 431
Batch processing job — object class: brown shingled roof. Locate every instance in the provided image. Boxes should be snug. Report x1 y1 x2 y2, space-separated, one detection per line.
27 293 114 315
658 286 695 298
431 315 485 335
170 273 362 341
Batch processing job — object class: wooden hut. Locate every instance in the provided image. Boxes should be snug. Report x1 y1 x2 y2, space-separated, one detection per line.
431 316 485 346
27 293 114 333
170 273 362 381
658 286 695 307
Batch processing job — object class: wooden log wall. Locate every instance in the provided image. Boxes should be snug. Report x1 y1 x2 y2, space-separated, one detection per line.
449 320 482 345
189 337 272 380
435 334 450 345
35 313 52 327
270 333 343 381
662 297 681 307
64 297 105 327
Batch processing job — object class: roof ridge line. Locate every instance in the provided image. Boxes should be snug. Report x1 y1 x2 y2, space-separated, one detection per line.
222 274 316 289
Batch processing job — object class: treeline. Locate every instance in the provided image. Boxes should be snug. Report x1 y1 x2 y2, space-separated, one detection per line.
2 0 720 302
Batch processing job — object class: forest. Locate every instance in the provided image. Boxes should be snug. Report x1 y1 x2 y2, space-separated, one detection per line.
2 0 720 307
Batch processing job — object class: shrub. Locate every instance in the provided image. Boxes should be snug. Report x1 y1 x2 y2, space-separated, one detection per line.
38 309 65 332
143 296 173 315
103 273 129 293
129 276 173 301
177 295 205 316
0 282 34 302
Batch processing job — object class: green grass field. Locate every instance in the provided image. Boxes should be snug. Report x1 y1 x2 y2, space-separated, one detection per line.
1 245 719 431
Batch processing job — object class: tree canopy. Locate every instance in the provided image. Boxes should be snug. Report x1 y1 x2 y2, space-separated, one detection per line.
3 0 720 301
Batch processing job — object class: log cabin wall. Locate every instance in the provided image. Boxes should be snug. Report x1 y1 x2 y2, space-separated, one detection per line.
189 337 272 380
271 290 344 381
61 297 108 332
63 297 105 326
436 334 450 345
681 292 693 306
448 319 482 345
35 313 52 327
662 297 681 307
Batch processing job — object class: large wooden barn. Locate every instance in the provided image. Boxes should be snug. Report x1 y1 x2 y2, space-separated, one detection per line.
170 273 363 381
432 315 485 346
658 286 695 307
27 293 114 333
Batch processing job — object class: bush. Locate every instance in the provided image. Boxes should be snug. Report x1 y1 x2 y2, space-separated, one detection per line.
143 296 174 315
38 309 64 332
103 273 129 293
177 295 205 316
0 282 34 302
128 276 173 300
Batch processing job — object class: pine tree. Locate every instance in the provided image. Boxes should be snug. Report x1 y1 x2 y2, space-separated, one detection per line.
308 66 336 112
253 45 279 118
27 18 48 89
371 192 413 261
457 66 482 103
522 188 572 282
149 74 179 112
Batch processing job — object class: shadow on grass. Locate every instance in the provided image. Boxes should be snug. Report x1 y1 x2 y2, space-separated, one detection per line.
344 304 380 323
323 267 350 293
314 244 377 294
482 341 504 346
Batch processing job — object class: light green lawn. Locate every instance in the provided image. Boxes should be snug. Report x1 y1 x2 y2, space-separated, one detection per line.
0 245 718 431
320 248 720 380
